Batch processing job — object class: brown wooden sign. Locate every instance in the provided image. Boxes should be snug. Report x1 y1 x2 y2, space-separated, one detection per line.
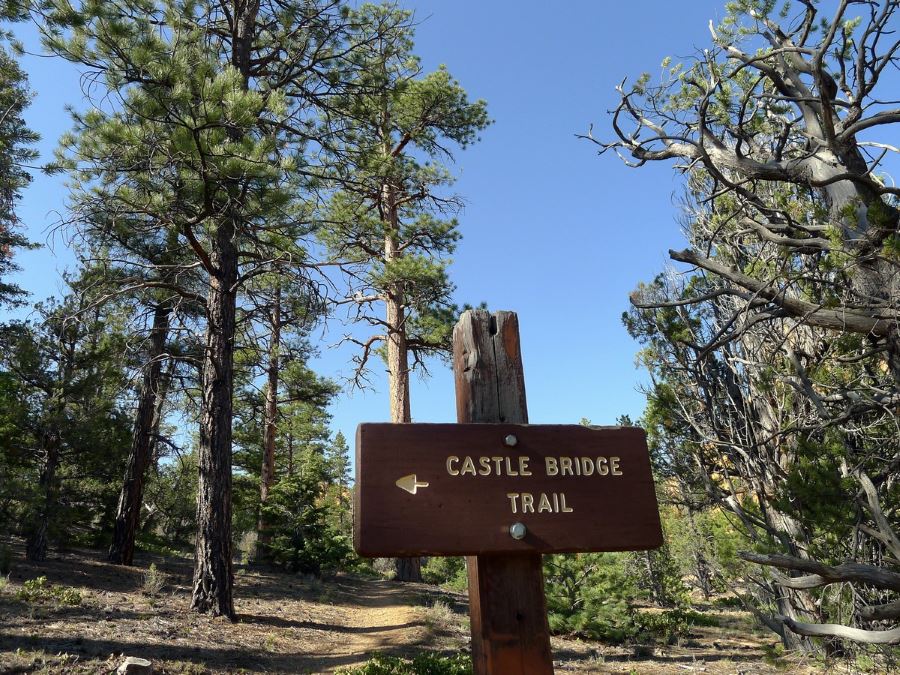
353 422 662 557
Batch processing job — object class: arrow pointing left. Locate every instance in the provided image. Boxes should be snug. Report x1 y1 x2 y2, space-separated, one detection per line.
395 474 429 495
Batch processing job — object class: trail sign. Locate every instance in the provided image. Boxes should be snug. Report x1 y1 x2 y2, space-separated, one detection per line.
352 309 663 675
354 423 662 557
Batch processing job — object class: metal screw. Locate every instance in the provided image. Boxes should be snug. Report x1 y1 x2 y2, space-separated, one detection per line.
509 522 527 540
504 434 518 447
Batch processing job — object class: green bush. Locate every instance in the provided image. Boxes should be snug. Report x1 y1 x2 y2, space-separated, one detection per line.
138 454 199 552
711 594 743 609
15 576 82 605
336 652 471 674
624 545 689 609
419 599 464 633
544 552 637 642
260 471 352 575
142 563 166 596
543 552 701 645
421 556 467 590
633 608 715 645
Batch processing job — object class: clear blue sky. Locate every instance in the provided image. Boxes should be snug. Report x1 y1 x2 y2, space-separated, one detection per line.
5 2 725 450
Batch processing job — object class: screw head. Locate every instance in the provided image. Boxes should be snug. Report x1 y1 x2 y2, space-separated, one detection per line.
509 522 527 540
504 434 518 447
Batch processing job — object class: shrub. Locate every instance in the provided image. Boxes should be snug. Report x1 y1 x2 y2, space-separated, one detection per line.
624 545 689 609
421 556 467 590
15 576 82 605
53 586 83 606
544 552 637 643
371 558 396 580
259 471 352 575
419 600 462 633
638 608 720 646
142 563 166 596
543 552 700 645
712 594 743 609
16 575 50 603
336 652 471 674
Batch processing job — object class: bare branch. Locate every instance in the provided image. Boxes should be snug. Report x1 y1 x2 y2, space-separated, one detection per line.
777 615 900 645
739 551 900 593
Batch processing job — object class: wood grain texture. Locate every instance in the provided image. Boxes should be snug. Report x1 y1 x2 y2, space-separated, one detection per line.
454 310 527 425
453 309 552 675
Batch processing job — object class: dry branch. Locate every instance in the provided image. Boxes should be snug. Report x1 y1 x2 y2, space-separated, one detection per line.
777 615 900 645
739 551 900 593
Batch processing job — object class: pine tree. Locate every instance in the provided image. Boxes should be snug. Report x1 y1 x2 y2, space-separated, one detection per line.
1 284 131 560
40 0 350 617
322 4 489 581
324 430 351 532
0 7 38 308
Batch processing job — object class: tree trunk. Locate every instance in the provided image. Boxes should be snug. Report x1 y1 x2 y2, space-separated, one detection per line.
191 218 238 619
644 551 664 605
190 0 260 619
383 199 420 582
385 290 411 425
287 432 294 477
109 299 172 565
807 145 900 386
759 485 817 652
256 284 281 561
147 358 174 461
25 326 73 562
25 432 61 562
685 506 713 599
384 233 411 425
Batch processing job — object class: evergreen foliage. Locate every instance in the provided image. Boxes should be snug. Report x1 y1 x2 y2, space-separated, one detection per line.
336 652 471 675
0 285 132 558
320 2 489 583
0 8 38 308
544 552 635 642
421 556 467 591
258 457 352 575
322 3 490 395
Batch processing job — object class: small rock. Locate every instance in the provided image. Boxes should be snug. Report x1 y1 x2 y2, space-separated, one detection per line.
117 656 152 674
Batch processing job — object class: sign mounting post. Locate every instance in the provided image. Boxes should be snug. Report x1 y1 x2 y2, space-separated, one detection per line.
353 310 663 674
453 309 552 675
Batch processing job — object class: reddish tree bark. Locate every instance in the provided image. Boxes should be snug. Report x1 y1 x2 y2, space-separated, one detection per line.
256 284 281 561
109 299 172 565
191 217 238 619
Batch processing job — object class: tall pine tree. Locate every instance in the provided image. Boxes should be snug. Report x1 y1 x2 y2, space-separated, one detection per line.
41 0 352 617
322 4 489 581
0 4 38 308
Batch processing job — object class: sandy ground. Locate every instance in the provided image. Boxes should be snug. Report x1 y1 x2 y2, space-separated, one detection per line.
0 544 837 673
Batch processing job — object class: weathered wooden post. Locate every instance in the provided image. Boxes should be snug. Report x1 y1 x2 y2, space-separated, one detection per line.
453 310 552 674
354 309 663 674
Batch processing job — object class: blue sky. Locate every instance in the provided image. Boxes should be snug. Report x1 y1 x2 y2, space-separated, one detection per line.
5 2 726 449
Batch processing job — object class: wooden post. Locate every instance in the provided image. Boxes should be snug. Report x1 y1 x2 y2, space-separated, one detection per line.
452 309 554 675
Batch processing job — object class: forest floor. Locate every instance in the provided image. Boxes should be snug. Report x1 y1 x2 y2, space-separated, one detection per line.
0 542 844 674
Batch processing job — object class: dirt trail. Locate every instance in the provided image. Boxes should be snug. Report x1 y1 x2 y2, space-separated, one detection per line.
0 545 466 673
0 544 828 674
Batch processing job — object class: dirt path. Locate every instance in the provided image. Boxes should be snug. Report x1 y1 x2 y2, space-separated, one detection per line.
0 545 831 673
0 545 467 673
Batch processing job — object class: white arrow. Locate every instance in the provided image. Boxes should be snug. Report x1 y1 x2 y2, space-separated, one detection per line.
395 474 429 495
